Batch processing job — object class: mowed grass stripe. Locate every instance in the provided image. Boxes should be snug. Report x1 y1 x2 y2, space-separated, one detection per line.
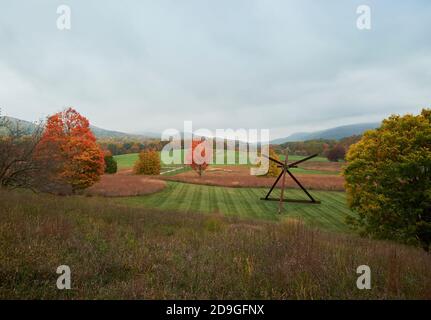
199 186 211 213
214 187 229 215
223 188 245 219
158 183 178 210
181 183 195 212
320 192 355 220
323 192 352 213
278 189 347 231
237 188 260 219
304 205 344 231
169 183 189 211
208 186 219 214
192 183 204 213
120 182 356 232
242 187 267 219
249 188 279 220
247 188 281 220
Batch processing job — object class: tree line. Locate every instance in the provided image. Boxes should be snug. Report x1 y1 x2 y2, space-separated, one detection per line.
273 135 362 162
98 138 163 155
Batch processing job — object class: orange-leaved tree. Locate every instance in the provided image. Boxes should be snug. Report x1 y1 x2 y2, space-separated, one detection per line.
187 139 212 176
36 108 104 193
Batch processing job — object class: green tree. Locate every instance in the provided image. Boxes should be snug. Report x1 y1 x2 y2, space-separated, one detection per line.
104 151 118 174
343 109 431 251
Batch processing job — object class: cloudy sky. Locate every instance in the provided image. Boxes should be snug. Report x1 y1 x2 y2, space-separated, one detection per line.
1 0 430 139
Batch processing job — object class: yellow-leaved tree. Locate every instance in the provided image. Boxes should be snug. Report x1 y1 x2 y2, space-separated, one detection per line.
134 150 161 175
265 148 282 177
344 108 431 251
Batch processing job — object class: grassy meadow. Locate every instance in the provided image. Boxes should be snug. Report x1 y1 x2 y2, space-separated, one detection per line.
1 189 430 299
114 153 140 170
120 182 354 232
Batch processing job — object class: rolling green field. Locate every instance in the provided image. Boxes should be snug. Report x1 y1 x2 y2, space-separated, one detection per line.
114 150 327 169
114 150 248 169
114 153 140 170
114 152 189 175
120 182 355 232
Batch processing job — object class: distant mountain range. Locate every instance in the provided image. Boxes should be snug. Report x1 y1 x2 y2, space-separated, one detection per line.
0 116 36 135
131 131 163 139
2 116 380 143
0 116 156 140
271 122 381 144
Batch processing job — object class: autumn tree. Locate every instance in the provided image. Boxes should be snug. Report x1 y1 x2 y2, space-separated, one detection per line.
265 148 282 177
187 140 211 176
344 109 431 251
134 149 160 175
36 108 104 193
326 144 346 162
104 150 118 174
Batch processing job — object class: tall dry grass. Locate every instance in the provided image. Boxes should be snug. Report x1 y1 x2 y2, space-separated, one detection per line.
0 189 430 299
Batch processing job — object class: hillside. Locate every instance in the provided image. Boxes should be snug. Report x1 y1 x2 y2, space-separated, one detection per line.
0 116 36 135
0 116 153 140
272 122 380 144
90 125 137 139
1 188 430 299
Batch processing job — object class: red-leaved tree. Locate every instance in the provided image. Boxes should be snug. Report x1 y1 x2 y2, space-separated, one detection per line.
36 108 104 193
326 144 346 162
187 140 212 176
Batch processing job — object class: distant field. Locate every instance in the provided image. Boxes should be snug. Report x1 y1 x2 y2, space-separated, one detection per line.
120 182 355 232
289 167 339 175
114 153 139 170
114 151 339 175
114 150 242 170
114 152 188 175
278 154 329 162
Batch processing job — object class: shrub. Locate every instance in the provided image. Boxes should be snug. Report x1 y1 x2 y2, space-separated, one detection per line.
344 108 431 251
104 151 117 174
134 150 160 175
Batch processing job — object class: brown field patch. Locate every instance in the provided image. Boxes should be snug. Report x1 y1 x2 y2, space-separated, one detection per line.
86 173 166 197
159 165 345 191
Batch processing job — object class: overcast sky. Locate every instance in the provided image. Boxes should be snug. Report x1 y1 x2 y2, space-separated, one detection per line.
1 0 430 139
